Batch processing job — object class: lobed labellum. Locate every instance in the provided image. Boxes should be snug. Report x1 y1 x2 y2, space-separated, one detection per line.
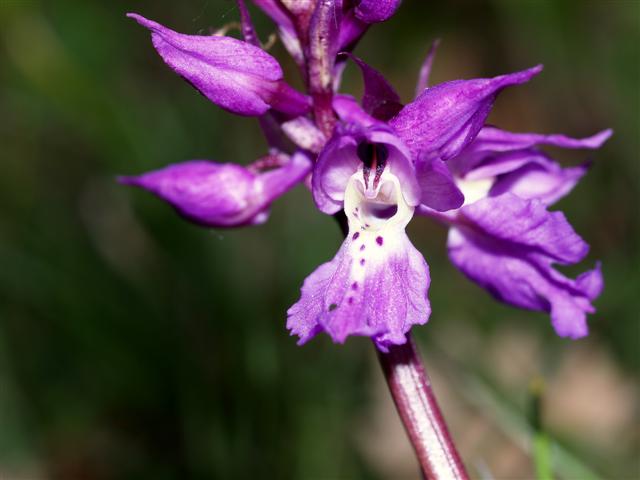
287 151 431 351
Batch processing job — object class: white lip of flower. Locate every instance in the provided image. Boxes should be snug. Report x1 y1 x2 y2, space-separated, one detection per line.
340 165 416 296
345 166 414 234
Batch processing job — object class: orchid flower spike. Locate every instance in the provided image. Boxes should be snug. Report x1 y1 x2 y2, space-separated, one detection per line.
121 3 611 349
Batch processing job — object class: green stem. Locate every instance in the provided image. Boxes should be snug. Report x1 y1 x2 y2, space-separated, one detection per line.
530 376 553 480
533 432 553 480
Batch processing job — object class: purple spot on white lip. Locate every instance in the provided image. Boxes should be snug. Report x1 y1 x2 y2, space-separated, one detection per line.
360 258 365 266
359 244 365 251
376 236 384 246
351 282 358 290
352 232 360 240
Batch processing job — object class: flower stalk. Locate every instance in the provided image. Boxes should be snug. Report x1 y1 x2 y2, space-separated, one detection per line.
377 336 469 480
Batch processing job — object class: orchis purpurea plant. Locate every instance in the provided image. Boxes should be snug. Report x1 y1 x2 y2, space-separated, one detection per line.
120 2 611 478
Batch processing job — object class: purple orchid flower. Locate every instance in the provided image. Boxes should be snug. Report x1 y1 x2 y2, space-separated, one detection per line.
418 126 611 338
127 13 310 117
119 152 311 228
121 3 610 352
288 58 565 350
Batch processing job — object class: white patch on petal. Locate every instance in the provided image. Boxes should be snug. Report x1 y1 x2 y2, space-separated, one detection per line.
287 161 431 350
344 167 415 283
447 227 465 248
456 176 494 206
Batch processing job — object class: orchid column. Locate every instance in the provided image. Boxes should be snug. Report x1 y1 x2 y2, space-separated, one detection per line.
121 2 610 478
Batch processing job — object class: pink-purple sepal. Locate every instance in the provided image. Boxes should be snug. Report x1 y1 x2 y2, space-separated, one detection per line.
128 13 310 117
119 153 311 228
390 65 543 161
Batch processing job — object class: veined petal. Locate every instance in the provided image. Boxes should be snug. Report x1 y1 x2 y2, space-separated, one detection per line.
460 193 589 264
468 126 612 155
389 65 543 161
128 13 310 117
463 148 558 180
458 149 587 205
448 225 601 339
119 152 311 228
289 169 430 351
454 126 612 176
488 154 588 205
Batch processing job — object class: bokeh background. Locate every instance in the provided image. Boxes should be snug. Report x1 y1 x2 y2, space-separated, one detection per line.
1 0 638 479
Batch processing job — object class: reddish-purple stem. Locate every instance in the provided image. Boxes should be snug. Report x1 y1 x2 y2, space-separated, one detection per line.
376 335 469 480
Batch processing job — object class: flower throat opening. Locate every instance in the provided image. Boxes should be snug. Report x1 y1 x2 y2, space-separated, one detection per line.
345 141 414 234
357 141 388 192
354 173 399 230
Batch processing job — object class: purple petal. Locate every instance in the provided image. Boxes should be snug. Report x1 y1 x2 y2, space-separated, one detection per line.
415 39 440 98
312 134 360 214
312 126 420 214
454 126 612 176
344 54 403 121
460 193 589 264
416 155 464 211
119 153 311 228
333 94 381 127
354 0 402 23
128 13 309 117
287 227 430 351
335 0 402 59
470 126 612 154
337 13 368 52
489 156 588 205
389 65 543 161
459 148 587 204
448 225 600 339
576 262 604 301
463 148 554 180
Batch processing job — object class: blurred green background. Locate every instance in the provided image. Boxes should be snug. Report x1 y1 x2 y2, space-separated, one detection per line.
1 1 638 479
